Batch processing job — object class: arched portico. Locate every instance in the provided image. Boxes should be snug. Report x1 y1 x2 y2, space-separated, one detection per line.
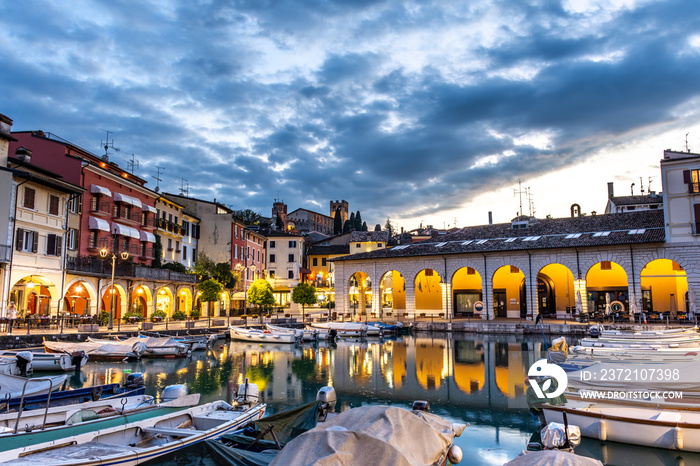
63 279 97 315
10 275 59 317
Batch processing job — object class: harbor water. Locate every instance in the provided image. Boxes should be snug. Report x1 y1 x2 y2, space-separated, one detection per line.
63 332 700 465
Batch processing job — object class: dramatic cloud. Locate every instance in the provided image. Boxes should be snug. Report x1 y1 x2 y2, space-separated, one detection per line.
1 0 700 227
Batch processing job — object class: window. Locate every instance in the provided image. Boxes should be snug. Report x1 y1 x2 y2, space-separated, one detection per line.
257 250 260 262
46 234 62 256
289 240 296 248
175 241 180 252
685 169 700 193
288 270 294 279
377 243 383 247
15 228 38 253
174 216 178 225
193 249 198 263
234 245 238 259
168 238 173 250
89 231 98 248
68 196 80 214
48 195 60 215
67 228 77 250
183 245 187 260
23 187 35 209
235 226 238 238
356 244 361 248
269 254 276 263
288 254 294 263
269 241 276 248
601 261 612 270
322 258 327 266
168 213 173 222
312 258 318 266
269 270 275 279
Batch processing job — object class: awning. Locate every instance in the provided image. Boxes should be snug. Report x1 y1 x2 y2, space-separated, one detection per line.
299 267 312 274
88 216 110 232
112 223 141 239
139 231 156 243
142 205 157 214
113 193 143 209
273 286 290 292
232 292 247 300
90 184 112 197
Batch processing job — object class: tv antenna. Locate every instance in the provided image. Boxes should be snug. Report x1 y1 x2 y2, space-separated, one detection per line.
152 166 164 193
686 132 691 153
648 176 654 193
526 187 536 217
513 180 527 217
126 153 140 174
179 178 190 197
640 176 645 194
99 129 120 161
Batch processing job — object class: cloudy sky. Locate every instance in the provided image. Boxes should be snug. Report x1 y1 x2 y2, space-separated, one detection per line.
2 0 700 231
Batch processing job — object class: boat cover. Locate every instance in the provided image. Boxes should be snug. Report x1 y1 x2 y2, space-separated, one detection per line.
0 373 67 399
505 450 603 466
267 406 465 466
44 340 142 358
204 401 323 466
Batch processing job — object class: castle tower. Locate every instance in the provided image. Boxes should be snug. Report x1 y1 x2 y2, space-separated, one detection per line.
272 200 288 229
330 199 349 224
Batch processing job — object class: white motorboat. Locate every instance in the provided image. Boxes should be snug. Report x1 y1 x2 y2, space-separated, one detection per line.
580 335 700 349
88 336 189 358
0 373 67 400
230 326 298 344
0 350 88 371
306 325 331 340
44 340 145 360
310 322 367 337
266 324 318 341
0 383 266 465
599 327 699 339
542 398 700 452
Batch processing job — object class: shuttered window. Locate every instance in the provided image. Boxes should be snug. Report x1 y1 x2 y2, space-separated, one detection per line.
16 229 38 253
23 187 35 209
46 234 63 256
49 195 60 215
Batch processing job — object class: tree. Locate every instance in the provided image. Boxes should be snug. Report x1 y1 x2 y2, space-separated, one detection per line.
152 234 163 268
198 279 223 318
275 215 284 230
374 224 381 231
354 211 362 231
292 282 317 323
384 217 395 238
247 279 275 318
233 209 262 225
349 212 355 231
342 220 352 233
214 262 238 316
333 207 342 235
362 221 368 231
193 252 216 280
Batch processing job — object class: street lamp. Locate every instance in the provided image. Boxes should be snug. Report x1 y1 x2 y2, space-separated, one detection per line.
100 236 129 330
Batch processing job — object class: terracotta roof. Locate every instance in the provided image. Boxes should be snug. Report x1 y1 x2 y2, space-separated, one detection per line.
333 210 665 261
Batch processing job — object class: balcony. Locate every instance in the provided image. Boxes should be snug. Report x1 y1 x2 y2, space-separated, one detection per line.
140 247 154 259
87 235 113 251
112 207 141 225
67 255 196 283
141 216 156 229
156 218 185 236
90 199 111 216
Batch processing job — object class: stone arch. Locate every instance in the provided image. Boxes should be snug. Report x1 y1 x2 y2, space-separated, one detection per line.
63 278 97 315
451 266 483 317
640 258 688 317
536 263 575 319
100 282 128 321
585 260 629 316
177 287 193 316
378 270 406 315
492 265 526 319
414 268 443 314
131 284 153 318
155 285 176 317
10 275 60 316
348 271 372 317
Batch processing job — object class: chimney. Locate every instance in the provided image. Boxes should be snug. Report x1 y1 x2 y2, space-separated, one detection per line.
607 182 614 198
15 146 32 163
488 211 493 225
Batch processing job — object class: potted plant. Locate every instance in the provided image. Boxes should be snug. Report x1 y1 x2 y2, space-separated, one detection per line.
152 309 167 322
189 308 201 320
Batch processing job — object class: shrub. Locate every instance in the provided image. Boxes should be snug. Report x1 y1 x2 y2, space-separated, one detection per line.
97 310 110 326
161 262 187 273
152 309 167 321
189 308 201 319
172 310 187 321
122 311 144 323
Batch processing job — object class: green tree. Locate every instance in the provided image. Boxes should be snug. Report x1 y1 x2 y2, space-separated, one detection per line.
152 234 163 268
342 219 352 233
374 224 381 231
362 221 368 231
198 278 223 318
233 209 262 225
247 279 275 319
349 212 355 231
213 263 238 315
333 207 342 235
193 252 216 280
384 217 395 238
275 215 284 230
292 282 317 323
354 211 362 231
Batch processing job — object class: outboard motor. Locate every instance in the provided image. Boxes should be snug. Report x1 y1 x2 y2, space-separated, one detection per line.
412 400 430 413
316 386 337 421
161 384 188 402
71 351 86 372
235 378 260 408
15 351 33 377
329 329 338 342
124 372 145 390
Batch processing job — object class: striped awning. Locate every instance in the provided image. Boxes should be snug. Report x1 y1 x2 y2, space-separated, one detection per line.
88 216 110 232
142 204 157 214
112 223 140 239
139 230 156 243
90 184 112 197
113 193 143 209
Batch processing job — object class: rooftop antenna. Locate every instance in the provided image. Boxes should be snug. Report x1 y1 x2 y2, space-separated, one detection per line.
648 176 654 193
152 166 164 193
453 217 458 228
99 129 120 162
513 180 526 217
686 132 691 153
630 182 635 195
126 153 140 174
179 178 190 197
639 176 645 195
526 186 536 217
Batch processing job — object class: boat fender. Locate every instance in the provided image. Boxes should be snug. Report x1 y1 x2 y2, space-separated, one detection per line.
598 420 607 442
448 445 463 464
675 426 683 450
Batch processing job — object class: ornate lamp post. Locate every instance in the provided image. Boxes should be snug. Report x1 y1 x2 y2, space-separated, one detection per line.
100 235 129 331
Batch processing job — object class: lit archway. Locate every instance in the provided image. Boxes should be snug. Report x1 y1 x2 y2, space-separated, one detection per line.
452 267 483 317
586 261 628 316
10 275 59 317
63 281 94 315
494 342 527 398
415 269 443 314
453 340 484 394
101 283 127 321
537 264 575 319
131 285 153 318
492 266 526 319
178 288 193 316
640 259 688 317
379 271 405 315
348 272 371 317
156 287 174 317
415 338 447 390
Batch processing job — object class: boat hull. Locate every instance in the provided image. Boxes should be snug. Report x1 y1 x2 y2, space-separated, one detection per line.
230 326 297 344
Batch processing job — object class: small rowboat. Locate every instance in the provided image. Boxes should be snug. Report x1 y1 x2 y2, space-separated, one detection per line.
229 326 298 344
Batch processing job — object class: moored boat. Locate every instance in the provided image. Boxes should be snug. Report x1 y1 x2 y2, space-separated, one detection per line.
0 350 88 372
88 336 189 358
0 373 67 400
230 326 298 344
44 340 145 360
0 383 266 465
309 321 366 337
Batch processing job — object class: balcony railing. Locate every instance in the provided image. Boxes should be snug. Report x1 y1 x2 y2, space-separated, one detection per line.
140 247 154 258
90 199 111 214
141 216 156 228
156 218 185 236
112 207 141 223
66 255 195 283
